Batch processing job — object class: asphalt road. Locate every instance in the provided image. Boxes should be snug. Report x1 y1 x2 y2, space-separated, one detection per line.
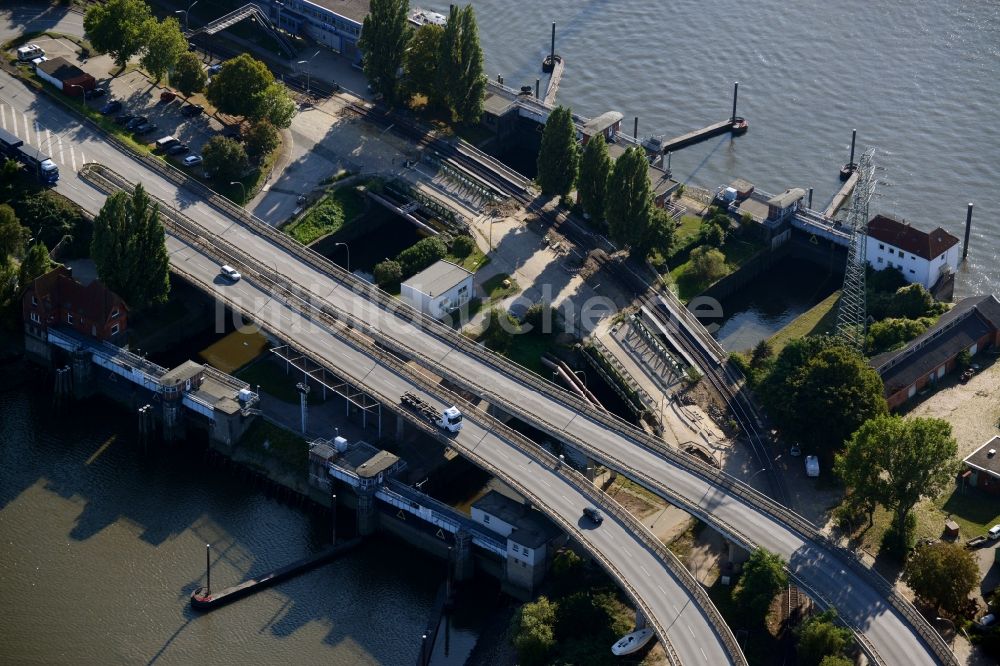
0 5 949 665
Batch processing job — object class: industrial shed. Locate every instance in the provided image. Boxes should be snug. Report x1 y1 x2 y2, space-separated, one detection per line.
35 57 95 95
401 260 473 320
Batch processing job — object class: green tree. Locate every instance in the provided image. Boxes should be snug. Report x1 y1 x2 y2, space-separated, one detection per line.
535 106 579 197
732 548 787 621
373 259 402 290
358 0 411 105
795 610 852 666
480 307 519 353
206 54 274 119
18 241 51 291
819 657 853 666
396 236 447 276
700 219 726 247
577 133 611 222
887 283 935 319
761 338 887 456
403 23 444 107
83 0 153 70
643 206 675 254
605 147 653 249
867 316 933 354
253 83 296 128
0 204 28 267
172 51 207 99
90 183 169 309
449 234 475 258
20 191 90 259
453 6 485 123
510 596 556 666
140 16 186 83
838 416 958 555
688 246 727 283
904 541 978 614
438 5 485 123
201 136 248 183
1 157 20 185
751 339 774 368
244 120 280 158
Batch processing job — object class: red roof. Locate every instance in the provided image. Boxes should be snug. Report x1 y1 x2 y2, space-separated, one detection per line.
27 266 128 325
867 214 958 261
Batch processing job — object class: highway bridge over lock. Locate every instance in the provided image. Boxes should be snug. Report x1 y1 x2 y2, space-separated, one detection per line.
0 22 956 662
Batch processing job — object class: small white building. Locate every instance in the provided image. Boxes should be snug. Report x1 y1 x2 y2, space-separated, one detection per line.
866 214 959 291
472 490 564 597
400 260 473 319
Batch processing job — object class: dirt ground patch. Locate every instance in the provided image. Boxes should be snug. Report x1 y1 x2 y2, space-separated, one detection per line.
904 354 1000 458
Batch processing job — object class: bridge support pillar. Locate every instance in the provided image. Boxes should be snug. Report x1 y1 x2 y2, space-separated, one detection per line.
71 349 93 399
162 400 184 442
727 539 750 569
585 458 597 482
297 382 310 434
453 529 474 582
635 609 647 630
357 487 378 536
396 413 405 440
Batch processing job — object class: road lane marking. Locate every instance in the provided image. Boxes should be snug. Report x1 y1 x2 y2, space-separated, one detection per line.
79 151 86 165
44 129 51 155
539 477 552 488
687 624 696 638
700 647 708 661
70 147 76 171
657 584 666 595
640 564 650 576
57 135 64 164
33 119 40 147
0 105 6 130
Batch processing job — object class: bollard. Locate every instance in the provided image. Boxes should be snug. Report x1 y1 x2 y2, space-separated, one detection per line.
963 203 974 259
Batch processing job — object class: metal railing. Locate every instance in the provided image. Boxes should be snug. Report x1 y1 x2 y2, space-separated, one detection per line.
80 163 746 665
81 158 956 665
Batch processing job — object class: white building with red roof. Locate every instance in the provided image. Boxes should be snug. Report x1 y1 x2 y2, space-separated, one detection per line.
865 214 959 291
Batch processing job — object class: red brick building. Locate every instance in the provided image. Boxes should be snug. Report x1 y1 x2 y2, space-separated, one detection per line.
962 436 1000 496
870 295 1000 409
23 266 128 344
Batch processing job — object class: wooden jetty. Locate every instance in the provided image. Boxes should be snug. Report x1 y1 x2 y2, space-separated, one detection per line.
543 56 564 106
657 118 747 153
190 538 362 611
824 171 859 218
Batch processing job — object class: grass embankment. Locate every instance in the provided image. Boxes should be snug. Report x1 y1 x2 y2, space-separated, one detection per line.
446 245 489 272
505 331 561 376
845 488 1000 555
481 272 520 300
766 291 842 356
284 187 366 245
668 236 766 302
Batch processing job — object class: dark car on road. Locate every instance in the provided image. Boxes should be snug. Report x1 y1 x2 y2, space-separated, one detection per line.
100 100 122 115
114 112 133 125
125 116 147 130
181 104 204 117
583 507 604 525
134 123 158 135
166 143 189 155
85 88 107 100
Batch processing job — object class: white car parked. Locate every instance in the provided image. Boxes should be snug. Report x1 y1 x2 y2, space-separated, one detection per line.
219 265 241 282
183 155 203 167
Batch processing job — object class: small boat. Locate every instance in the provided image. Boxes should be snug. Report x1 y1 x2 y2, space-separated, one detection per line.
611 627 655 656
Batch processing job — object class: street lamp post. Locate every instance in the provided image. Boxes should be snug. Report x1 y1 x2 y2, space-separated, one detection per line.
229 180 246 204
334 242 350 273
746 467 767 484
68 84 86 109
296 50 320 96
175 0 199 32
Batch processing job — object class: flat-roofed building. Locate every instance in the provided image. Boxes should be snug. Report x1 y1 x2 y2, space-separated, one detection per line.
400 260 473 319
261 0 368 62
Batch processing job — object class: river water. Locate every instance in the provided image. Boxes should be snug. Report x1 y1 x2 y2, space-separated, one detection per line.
429 0 1000 299
0 382 457 665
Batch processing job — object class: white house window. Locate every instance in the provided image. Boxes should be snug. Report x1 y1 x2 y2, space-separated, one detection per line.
878 243 885 250
877 257 883 264
483 515 490 523
888 248 894 255
939 253 945 259
66 312 73 324
909 269 915 274
111 308 120 318
910 255 916 260
30 311 40 323
512 544 519 553
111 324 120 335
31 295 37 305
